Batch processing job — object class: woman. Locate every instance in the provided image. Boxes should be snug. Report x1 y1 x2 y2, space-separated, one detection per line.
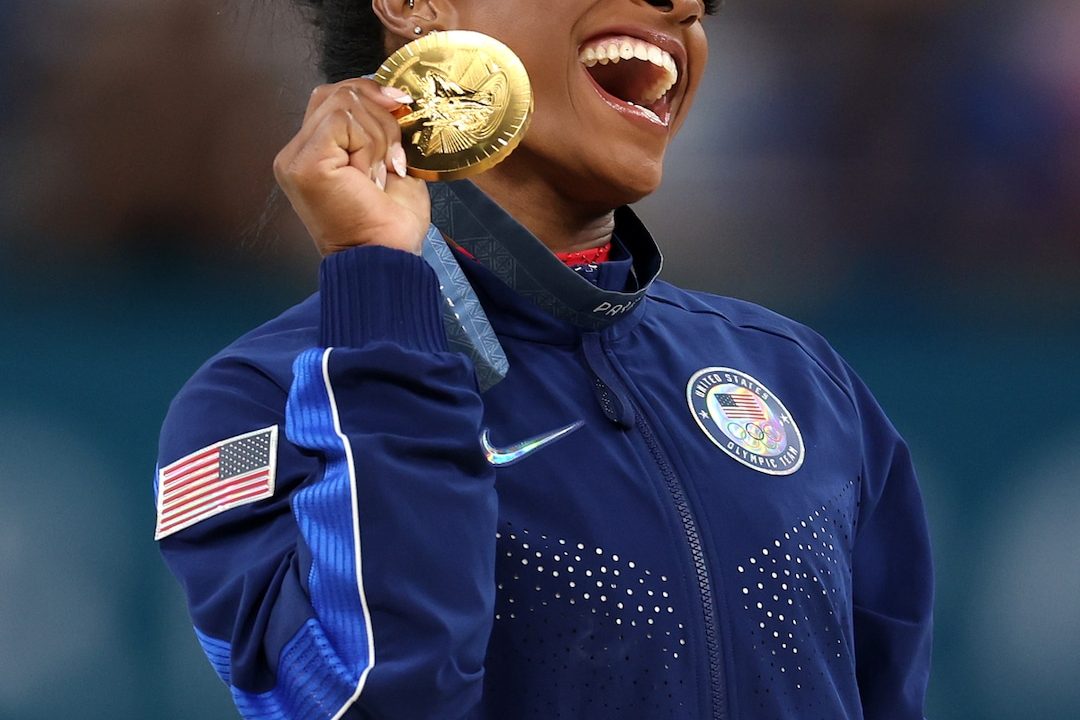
155 1 933 718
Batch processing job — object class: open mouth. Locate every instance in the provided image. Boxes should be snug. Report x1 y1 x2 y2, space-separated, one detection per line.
578 35 680 126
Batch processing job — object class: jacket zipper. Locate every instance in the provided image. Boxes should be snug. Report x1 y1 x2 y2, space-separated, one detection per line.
582 333 728 720
634 412 727 720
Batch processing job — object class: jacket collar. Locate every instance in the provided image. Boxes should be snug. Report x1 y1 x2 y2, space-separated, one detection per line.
429 180 662 343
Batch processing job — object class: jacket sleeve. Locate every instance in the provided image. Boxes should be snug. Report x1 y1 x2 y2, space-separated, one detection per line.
845 364 934 720
156 246 497 720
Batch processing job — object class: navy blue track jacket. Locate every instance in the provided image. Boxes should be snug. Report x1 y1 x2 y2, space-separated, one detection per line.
156 181 933 719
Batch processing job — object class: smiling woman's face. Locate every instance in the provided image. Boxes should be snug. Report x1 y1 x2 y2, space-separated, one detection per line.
445 0 709 211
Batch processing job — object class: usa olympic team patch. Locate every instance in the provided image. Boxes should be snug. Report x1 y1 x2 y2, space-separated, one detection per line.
687 368 805 475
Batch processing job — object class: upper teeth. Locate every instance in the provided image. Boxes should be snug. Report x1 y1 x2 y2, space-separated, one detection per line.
579 36 679 104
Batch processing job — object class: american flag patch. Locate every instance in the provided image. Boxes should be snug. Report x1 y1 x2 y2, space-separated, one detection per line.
716 392 767 421
155 426 278 540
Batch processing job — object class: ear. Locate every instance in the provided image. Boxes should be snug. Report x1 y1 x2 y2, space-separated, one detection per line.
372 0 461 49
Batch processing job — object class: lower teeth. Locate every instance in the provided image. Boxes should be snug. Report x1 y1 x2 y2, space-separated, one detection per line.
628 102 662 123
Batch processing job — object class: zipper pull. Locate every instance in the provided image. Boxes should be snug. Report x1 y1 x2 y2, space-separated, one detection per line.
582 333 635 429
592 375 634 428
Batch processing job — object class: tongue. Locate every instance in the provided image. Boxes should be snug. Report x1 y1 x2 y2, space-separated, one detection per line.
587 59 663 106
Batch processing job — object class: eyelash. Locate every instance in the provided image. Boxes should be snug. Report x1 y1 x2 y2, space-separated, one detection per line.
704 0 723 15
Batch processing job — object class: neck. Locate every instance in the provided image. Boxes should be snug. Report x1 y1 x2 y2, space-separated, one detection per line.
473 159 616 255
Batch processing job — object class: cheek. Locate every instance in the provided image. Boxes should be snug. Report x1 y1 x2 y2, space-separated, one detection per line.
674 28 709 133
520 44 572 104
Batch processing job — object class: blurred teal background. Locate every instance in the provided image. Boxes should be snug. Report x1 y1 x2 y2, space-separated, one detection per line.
2 1 1078 718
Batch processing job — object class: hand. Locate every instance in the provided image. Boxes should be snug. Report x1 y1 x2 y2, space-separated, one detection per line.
274 79 430 256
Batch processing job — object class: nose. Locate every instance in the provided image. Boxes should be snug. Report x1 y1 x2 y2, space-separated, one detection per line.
640 0 703 25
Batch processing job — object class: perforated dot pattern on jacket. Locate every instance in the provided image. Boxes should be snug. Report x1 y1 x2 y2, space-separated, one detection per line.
485 522 696 719
738 479 859 714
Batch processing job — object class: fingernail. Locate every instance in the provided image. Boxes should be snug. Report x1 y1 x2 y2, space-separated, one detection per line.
376 162 387 191
390 143 408 178
379 85 413 104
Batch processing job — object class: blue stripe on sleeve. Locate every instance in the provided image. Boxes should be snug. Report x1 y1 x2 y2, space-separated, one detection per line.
232 620 360 720
194 625 232 685
281 346 375 713
196 619 363 720
189 347 374 720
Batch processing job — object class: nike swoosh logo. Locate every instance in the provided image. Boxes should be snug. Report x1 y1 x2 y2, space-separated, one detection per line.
480 421 585 467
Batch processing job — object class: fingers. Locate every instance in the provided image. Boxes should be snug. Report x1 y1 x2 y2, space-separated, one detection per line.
303 78 409 124
300 80 412 180
276 79 414 195
272 79 429 256
346 82 413 180
344 99 391 189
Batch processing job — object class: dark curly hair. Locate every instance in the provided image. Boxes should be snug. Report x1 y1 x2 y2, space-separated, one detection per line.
293 0 386 81
294 1 723 82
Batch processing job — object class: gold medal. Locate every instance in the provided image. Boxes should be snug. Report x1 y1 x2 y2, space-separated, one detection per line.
375 30 534 181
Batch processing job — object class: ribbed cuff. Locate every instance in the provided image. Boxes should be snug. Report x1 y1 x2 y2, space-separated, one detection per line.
319 246 448 352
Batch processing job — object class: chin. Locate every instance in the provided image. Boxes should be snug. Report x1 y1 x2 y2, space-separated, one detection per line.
585 154 665 208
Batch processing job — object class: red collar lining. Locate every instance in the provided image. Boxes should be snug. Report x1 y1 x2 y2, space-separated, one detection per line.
555 243 612 266
445 237 612 267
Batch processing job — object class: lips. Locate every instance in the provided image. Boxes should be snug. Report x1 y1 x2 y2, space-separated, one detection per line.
578 34 682 126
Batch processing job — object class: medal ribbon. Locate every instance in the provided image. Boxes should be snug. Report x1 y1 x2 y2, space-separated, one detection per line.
429 181 662 331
